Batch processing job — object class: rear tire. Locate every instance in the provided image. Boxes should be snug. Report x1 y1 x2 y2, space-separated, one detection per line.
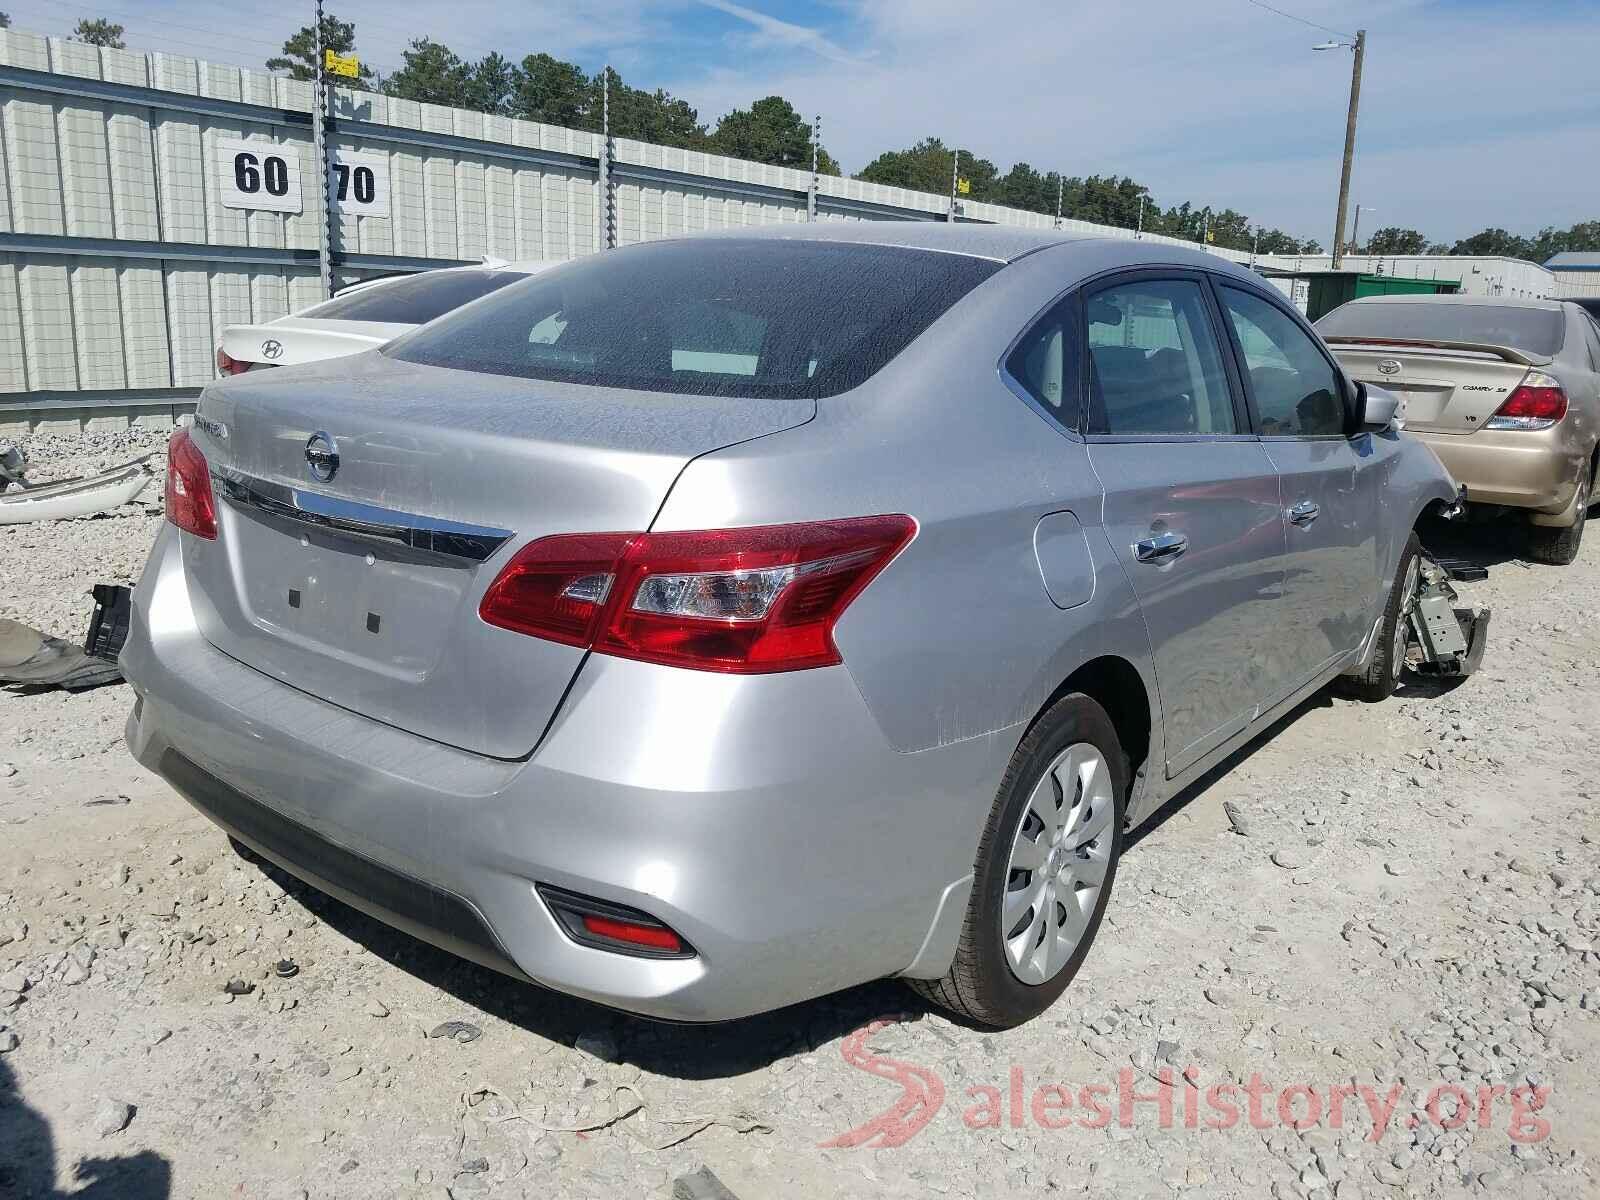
1526 459 1591 567
908 694 1126 1029
1337 532 1421 703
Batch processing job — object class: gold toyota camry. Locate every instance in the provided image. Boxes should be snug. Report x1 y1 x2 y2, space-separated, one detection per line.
1320 295 1600 564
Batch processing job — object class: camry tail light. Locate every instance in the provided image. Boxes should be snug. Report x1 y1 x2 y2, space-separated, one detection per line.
479 515 916 673
165 427 217 540
1486 372 1567 431
216 347 251 376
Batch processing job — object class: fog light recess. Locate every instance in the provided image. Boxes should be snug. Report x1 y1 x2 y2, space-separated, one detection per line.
537 884 695 959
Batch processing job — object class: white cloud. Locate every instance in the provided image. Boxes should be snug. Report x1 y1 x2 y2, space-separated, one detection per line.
667 0 1600 243
697 0 869 65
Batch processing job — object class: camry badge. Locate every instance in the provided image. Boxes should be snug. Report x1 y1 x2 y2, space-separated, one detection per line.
1376 359 1401 376
261 338 284 360
304 431 339 482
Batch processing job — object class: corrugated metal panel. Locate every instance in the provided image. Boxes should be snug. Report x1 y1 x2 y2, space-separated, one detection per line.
1 27 1274 403
1553 273 1600 298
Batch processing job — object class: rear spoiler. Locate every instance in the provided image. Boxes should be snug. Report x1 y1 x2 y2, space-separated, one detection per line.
1321 336 1549 367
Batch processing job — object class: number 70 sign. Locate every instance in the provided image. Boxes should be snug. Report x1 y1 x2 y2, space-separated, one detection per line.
217 139 390 219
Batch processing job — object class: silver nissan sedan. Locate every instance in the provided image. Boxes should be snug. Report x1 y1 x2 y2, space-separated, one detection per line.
122 224 1457 1027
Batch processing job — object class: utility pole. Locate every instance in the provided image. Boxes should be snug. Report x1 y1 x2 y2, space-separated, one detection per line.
1136 193 1145 239
1330 28 1365 269
1251 226 1260 268
808 114 820 222
1350 202 1371 258
1054 174 1063 230
947 148 960 223
311 0 332 298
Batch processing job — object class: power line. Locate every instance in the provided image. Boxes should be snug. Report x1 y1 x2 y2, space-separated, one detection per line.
1240 0 1355 40
10 0 286 54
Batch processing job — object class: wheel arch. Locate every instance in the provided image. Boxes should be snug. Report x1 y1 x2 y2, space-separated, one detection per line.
1029 655 1153 801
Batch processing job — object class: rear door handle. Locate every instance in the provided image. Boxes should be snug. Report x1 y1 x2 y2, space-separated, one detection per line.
1288 500 1321 527
1134 531 1189 564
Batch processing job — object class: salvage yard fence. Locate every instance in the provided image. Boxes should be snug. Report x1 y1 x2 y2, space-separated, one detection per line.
0 27 1247 434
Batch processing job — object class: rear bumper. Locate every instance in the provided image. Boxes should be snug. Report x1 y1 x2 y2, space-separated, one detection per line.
1410 426 1583 514
122 525 1011 1021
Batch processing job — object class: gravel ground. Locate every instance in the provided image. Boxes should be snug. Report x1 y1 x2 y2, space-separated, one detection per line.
1 432 1597 1200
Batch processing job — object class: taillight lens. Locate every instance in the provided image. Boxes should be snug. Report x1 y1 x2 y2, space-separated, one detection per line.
479 515 916 673
1486 372 1567 431
216 347 251 376
165 427 218 540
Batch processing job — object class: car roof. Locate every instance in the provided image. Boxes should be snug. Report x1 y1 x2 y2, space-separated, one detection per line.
1338 294 1565 311
676 221 1108 264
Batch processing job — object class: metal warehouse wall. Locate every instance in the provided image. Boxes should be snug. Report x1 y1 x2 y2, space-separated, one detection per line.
0 26 1246 424
1551 273 1600 299
1254 253 1556 300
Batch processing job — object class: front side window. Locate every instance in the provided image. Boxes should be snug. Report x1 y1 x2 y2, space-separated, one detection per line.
1083 279 1236 436
388 239 1001 399
1219 286 1344 436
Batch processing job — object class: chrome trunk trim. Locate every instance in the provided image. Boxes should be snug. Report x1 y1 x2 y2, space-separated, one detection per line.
213 470 514 564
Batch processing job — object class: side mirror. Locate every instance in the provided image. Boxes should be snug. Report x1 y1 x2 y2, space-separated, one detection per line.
1352 381 1400 433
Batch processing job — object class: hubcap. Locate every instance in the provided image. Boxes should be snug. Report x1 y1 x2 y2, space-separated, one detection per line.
1000 742 1115 985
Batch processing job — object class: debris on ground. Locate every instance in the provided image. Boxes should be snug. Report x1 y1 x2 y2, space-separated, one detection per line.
673 1165 742 1200
91 1098 134 1138
0 445 155 525
428 1020 483 1043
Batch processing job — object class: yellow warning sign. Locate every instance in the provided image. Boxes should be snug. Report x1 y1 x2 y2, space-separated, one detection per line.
324 50 360 79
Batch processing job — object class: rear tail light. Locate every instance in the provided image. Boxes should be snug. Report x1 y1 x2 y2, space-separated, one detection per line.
1486 372 1567 431
216 347 251 376
165 427 218 540
479 515 916 673
537 885 692 958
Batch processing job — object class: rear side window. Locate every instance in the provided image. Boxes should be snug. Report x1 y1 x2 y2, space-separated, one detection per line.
302 269 528 324
1316 301 1565 357
1006 294 1082 426
1083 279 1236 436
1218 286 1345 436
387 239 1002 399
1582 314 1600 372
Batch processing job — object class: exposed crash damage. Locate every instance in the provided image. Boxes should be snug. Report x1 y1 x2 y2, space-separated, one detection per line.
1407 556 1491 679
0 584 132 691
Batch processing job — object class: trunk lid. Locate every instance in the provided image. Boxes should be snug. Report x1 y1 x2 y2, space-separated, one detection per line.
1325 339 1541 435
220 317 417 367
184 351 814 758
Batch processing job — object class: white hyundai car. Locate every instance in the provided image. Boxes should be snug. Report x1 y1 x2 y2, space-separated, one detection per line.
216 260 558 376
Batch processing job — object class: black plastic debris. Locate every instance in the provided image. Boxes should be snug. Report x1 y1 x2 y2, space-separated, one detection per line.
223 977 255 996
273 959 299 979
83 584 133 661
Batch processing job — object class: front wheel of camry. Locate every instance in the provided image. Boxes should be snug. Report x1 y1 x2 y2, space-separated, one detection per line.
909 694 1126 1029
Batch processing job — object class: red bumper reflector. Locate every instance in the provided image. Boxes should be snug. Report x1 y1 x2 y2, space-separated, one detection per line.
580 914 684 953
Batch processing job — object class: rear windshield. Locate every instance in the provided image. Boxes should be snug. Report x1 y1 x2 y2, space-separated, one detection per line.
1316 301 1564 357
386 239 1002 398
302 268 528 324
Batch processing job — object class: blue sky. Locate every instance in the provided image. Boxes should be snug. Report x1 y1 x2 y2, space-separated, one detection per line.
6 0 1596 245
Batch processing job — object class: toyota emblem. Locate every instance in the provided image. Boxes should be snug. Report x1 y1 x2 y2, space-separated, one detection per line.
261 338 284 360
304 431 339 482
1376 359 1401 376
